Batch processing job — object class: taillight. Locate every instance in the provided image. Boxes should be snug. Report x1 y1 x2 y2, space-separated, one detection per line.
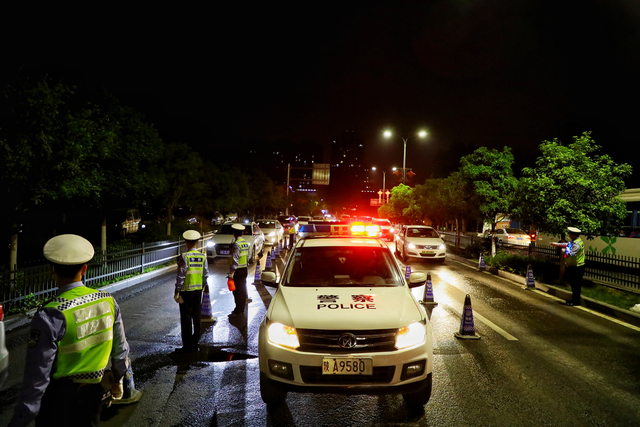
0 303 4 321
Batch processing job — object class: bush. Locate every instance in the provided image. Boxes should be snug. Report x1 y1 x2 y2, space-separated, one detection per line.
484 250 559 284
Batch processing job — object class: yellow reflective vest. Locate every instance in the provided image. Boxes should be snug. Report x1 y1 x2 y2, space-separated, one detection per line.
46 287 115 383
182 250 206 291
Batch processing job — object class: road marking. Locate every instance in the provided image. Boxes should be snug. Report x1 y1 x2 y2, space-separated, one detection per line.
444 295 519 341
168 325 181 337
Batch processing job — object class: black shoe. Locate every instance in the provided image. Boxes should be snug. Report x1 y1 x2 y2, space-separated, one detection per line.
565 302 574 306
246 297 253 303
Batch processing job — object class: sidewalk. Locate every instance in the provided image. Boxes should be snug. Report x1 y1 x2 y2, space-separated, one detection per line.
3 264 178 333
447 253 640 328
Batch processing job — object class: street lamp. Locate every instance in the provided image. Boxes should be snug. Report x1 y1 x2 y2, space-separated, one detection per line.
383 130 427 184
372 167 394 204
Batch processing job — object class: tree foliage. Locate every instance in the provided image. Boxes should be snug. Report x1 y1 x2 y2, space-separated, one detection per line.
513 132 631 237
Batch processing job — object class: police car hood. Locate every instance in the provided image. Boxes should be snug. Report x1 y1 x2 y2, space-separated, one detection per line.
270 286 424 329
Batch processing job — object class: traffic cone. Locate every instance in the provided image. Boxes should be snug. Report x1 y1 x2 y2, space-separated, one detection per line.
524 264 535 289
201 287 214 322
454 294 481 340
271 249 276 262
478 254 486 270
274 244 279 256
111 358 143 405
265 251 273 270
254 262 261 285
405 265 411 280
420 272 438 308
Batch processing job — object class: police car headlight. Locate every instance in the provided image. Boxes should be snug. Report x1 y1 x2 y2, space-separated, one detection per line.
268 322 300 349
268 232 276 237
395 322 425 349
408 243 416 249
207 241 215 248
439 244 446 250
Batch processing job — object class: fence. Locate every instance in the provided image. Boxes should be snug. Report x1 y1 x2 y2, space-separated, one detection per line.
0 233 212 312
441 232 640 294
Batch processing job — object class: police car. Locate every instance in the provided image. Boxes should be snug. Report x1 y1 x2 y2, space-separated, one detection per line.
258 222 433 408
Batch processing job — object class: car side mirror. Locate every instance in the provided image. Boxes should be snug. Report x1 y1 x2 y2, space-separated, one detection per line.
408 272 427 288
261 271 278 287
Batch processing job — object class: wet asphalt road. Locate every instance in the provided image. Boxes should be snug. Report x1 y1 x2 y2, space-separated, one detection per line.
2 242 640 426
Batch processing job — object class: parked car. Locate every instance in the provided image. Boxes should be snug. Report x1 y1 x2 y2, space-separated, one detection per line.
277 215 296 233
106 208 141 237
494 228 531 247
297 216 312 225
210 212 224 226
0 303 8 389
395 225 446 262
257 219 284 245
373 218 394 241
207 222 265 263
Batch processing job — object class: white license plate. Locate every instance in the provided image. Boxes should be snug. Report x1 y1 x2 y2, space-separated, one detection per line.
516 237 523 240
421 251 435 255
322 358 372 375
219 250 230 255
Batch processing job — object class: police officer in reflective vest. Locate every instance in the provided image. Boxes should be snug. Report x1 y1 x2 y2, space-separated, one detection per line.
228 224 250 317
552 226 585 306
174 230 209 353
10 234 130 427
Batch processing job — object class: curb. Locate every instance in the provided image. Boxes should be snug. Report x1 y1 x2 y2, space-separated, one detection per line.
446 254 640 328
3 264 178 334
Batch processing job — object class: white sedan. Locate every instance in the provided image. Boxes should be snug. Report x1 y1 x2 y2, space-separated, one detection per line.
206 222 265 263
395 226 446 262
256 219 284 246
0 303 8 389
494 228 531 247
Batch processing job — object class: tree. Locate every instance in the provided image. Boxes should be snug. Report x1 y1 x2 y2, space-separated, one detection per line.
460 147 518 254
377 184 413 223
513 132 631 238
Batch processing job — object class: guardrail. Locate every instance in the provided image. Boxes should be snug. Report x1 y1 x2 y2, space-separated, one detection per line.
0 233 213 312
441 232 640 294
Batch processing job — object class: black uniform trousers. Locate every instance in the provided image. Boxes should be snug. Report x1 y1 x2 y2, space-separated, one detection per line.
232 267 248 315
566 265 585 306
179 289 202 350
36 378 103 426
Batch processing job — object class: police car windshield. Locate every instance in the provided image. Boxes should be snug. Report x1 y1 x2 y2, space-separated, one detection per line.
285 246 402 287
217 224 252 235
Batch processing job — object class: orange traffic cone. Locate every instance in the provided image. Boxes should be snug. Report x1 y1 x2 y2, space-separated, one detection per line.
454 294 481 340
201 286 214 322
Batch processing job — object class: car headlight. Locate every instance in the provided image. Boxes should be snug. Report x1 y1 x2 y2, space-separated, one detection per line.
268 322 300 349
408 243 416 249
207 241 215 248
439 244 446 250
396 322 425 349
268 232 276 237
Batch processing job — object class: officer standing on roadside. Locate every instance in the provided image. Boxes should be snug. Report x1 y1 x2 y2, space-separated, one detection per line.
552 227 585 306
10 234 130 427
228 224 250 317
174 230 209 353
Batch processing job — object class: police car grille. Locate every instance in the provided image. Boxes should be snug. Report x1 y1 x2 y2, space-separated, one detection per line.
416 245 440 249
296 329 398 353
300 366 395 384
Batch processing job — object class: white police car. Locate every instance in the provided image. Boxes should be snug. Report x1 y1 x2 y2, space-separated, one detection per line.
259 223 433 408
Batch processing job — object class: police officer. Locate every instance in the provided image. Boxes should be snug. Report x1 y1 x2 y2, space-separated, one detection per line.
174 230 209 353
228 224 250 317
552 227 585 306
10 234 130 427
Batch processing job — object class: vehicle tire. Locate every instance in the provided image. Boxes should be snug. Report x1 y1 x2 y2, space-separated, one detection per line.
249 246 256 265
402 374 432 408
402 246 408 263
260 373 287 407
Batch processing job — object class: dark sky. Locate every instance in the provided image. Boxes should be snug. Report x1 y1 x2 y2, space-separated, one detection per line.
5 0 640 186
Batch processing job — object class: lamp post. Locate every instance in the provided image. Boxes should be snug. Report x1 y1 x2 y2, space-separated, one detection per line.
383 130 427 184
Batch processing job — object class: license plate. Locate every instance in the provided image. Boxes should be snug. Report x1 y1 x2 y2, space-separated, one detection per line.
219 250 230 255
421 251 435 255
516 237 523 240
322 358 372 375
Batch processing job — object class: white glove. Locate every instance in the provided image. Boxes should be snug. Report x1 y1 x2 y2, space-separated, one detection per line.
111 381 124 400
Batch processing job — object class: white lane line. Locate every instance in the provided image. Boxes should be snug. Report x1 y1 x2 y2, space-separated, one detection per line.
446 300 518 341
454 261 640 333
168 325 182 337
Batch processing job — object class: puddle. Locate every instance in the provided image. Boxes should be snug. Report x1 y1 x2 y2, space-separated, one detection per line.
168 346 257 363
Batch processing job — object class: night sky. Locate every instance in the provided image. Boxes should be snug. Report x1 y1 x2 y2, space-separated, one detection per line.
4 0 640 186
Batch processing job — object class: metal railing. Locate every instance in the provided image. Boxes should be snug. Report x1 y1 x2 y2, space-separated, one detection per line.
0 234 212 312
441 232 640 294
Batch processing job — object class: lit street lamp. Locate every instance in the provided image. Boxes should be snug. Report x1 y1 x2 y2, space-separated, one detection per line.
383 130 427 184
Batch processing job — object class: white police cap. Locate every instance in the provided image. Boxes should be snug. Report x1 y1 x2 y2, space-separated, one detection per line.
183 230 201 240
43 234 94 265
567 227 581 234
232 223 245 231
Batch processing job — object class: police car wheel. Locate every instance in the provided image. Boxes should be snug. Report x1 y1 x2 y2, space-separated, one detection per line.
402 374 432 407
248 247 255 265
260 373 287 406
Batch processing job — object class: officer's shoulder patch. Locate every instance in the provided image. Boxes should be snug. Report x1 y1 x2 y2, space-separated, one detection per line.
28 329 41 348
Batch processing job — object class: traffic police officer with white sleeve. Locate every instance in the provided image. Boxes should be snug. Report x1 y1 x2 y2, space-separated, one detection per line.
228 224 250 317
174 230 209 353
552 227 586 306
10 234 130 427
